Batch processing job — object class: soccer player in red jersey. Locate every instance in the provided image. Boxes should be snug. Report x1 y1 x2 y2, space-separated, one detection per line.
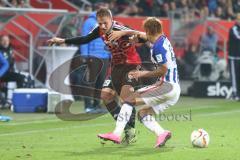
48 8 147 144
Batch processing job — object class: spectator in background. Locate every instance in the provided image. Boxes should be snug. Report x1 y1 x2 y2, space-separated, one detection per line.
84 4 93 12
0 0 6 7
0 44 10 108
0 35 25 88
169 1 182 18
194 0 209 18
60 16 78 39
177 0 192 19
228 13 240 101
200 26 218 53
67 0 92 11
0 51 9 79
215 6 225 19
233 0 240 13
169 1 177 11
208 0 218 16
8 0 17 7
217 0 232 13
183 43 199 78
152 0 164 17
17 0 28 8
116 0 139 16
115 0 129 13
67 0 240 19
7 0 27 8
160 2 170 17
64 0 238 19
225 7 236 20
79 2 111 113
176 0 188 9
137 0 153 16
108 0 118 15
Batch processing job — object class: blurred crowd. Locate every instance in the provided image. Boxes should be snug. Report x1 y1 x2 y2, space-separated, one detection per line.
69 0 239 20
0 0 28 8
1 0 239 20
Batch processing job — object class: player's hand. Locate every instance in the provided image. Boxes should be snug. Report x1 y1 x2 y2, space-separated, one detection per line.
108 31 125 42
47 37 65 46
128 70 141 81
129 35 139 44
128 70 149 81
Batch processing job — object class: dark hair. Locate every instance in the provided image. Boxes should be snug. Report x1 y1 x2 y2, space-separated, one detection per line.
96 8 112 18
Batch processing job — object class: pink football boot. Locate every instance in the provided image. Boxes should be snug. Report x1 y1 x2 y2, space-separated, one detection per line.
97 133 121 144
155 131 172 148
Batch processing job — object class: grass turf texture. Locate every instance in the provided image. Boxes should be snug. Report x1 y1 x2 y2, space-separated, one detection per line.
0 97 239 160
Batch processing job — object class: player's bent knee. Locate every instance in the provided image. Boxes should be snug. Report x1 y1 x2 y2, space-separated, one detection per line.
137 109 147 122
120 93 136 105
101 88 115 102
120 85 136 105
137 108 154 123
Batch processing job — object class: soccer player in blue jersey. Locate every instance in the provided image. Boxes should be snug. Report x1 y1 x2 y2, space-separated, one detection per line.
98 17 181 148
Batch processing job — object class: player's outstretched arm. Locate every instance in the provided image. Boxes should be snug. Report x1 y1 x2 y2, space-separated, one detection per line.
47 27 100 46
128 64 168 80
108 30 147 42
47 37 65 46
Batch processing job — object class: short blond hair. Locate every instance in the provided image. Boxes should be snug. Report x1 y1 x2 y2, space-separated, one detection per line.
96 8 112 18
143 17 163 36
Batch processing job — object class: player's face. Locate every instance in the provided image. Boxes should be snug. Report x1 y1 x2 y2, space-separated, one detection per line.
97 16 113 34
0 36 10 48
145 32 155 43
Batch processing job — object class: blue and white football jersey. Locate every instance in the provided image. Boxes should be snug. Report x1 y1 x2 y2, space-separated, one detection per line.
151 35 179 84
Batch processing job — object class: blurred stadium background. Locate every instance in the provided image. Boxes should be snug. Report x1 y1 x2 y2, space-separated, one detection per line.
0 0 240 160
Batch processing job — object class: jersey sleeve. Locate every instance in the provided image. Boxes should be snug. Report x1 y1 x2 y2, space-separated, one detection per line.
153 42 167 65
65 26 100 45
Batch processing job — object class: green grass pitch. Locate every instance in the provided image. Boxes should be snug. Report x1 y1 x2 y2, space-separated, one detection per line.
0 97 240 160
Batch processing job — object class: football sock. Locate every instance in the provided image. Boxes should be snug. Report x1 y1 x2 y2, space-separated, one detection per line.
113 103 133 137
141 114 165 136
127 107 136 128
105 100 121 120
105 100 136 129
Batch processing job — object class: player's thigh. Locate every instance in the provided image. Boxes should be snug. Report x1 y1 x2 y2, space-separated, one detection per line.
136 82 177 113
95 59 110 89
138 82 172 101
111 64 140 95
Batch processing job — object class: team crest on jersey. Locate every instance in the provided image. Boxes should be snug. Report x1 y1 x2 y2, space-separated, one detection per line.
155 54 163 63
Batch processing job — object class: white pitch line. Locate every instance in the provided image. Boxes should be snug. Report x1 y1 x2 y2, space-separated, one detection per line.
0 114 110 126
0 122 112 137
196 109 240 117
0 119 61 126
169 104 232 112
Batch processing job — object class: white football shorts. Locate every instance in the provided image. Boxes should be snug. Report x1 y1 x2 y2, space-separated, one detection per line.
137 81 181 114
